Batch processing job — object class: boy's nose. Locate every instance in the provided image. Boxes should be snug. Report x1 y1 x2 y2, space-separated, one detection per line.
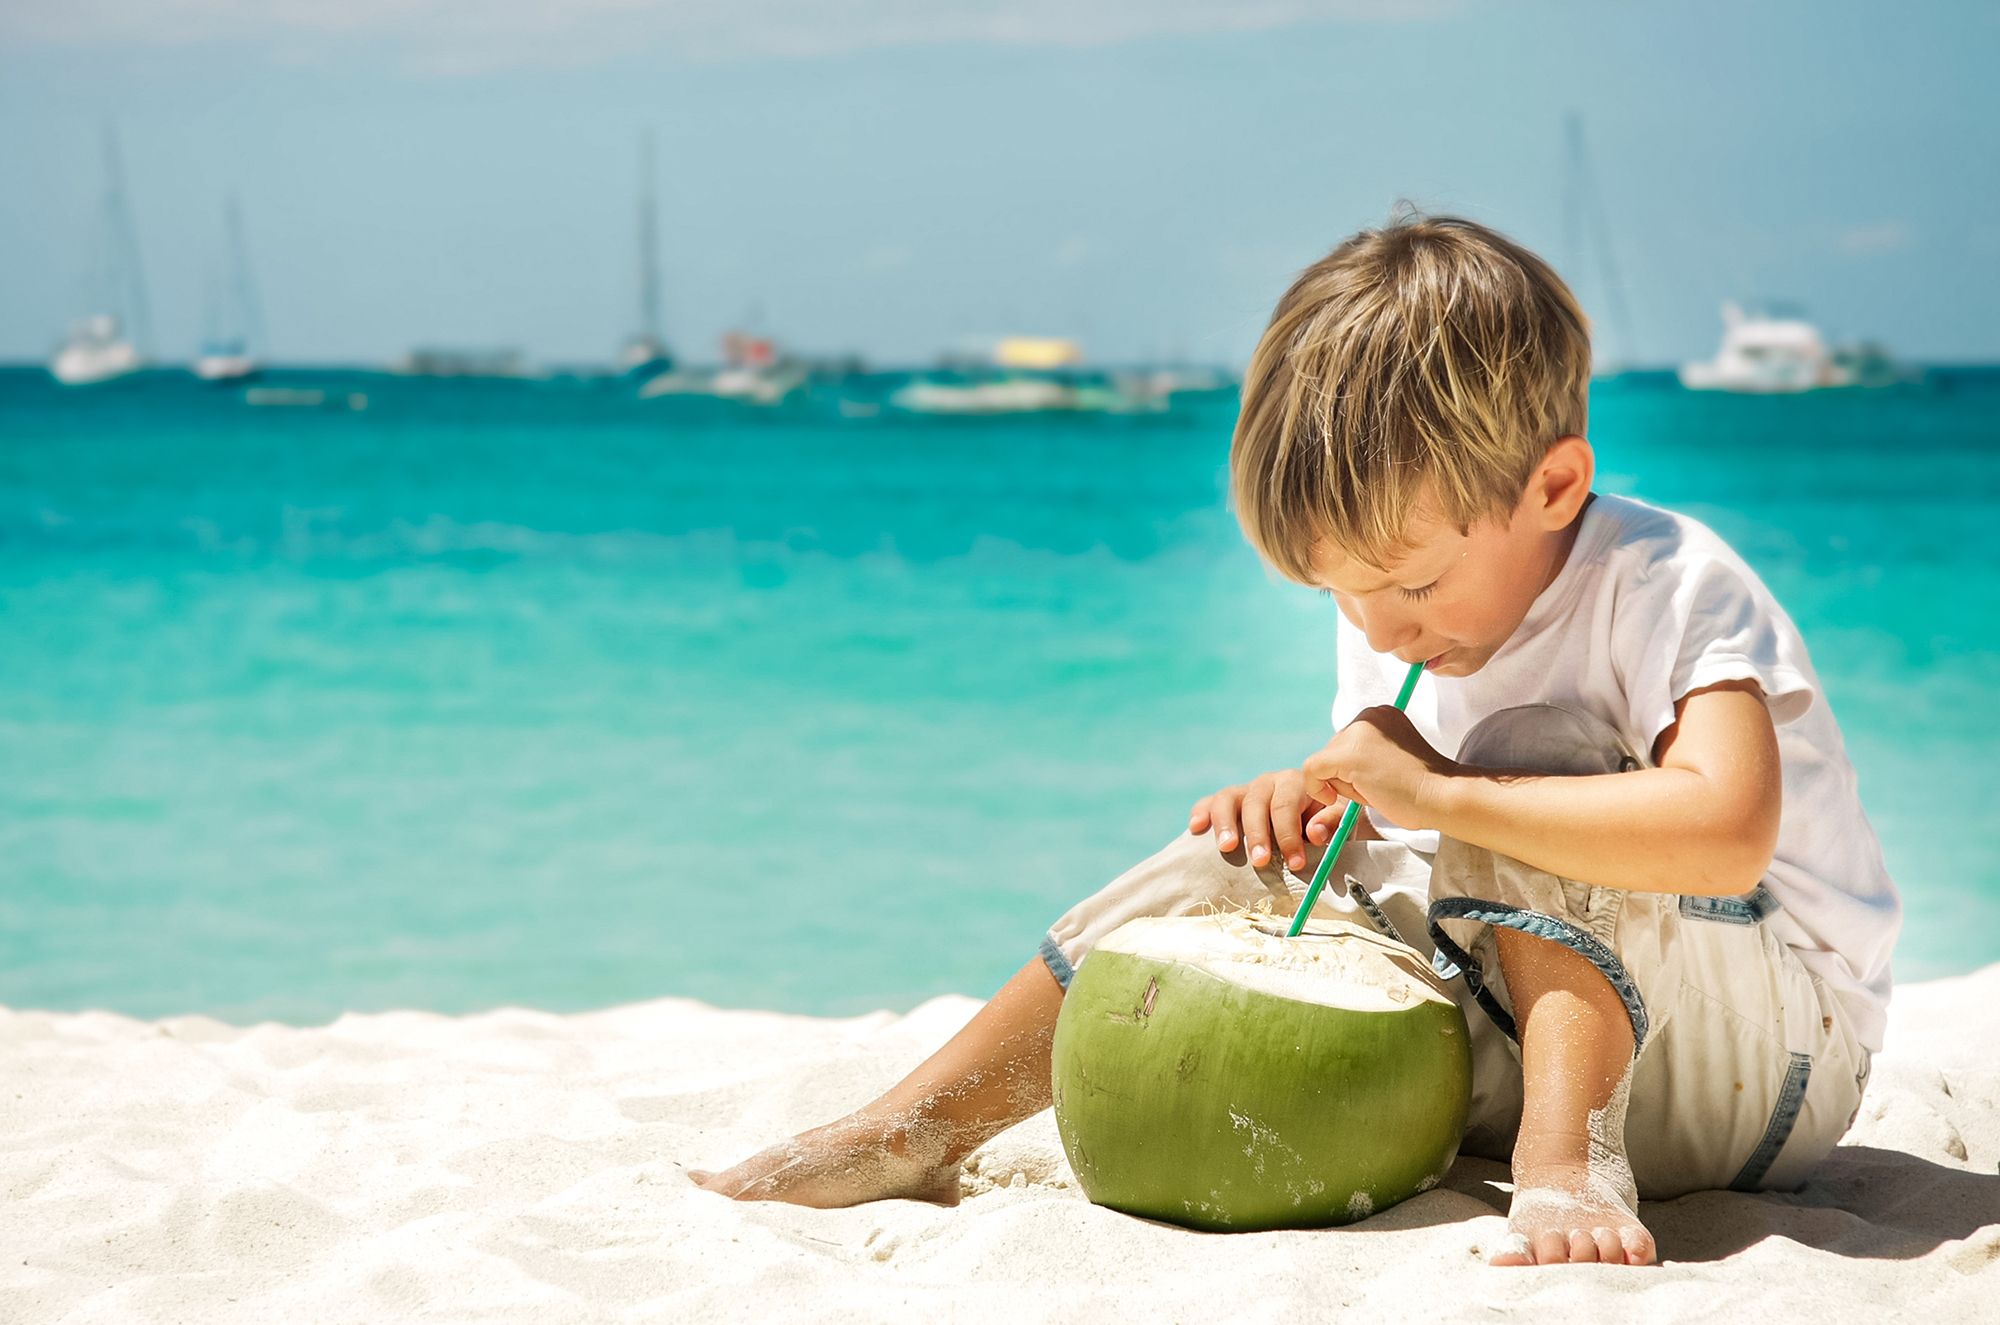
1358 606 1421 657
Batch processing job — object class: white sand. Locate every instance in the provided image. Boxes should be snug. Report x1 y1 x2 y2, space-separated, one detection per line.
5 968 1997 1323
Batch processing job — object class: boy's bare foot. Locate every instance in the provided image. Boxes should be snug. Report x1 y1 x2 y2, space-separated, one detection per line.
1491 1154 1656 1266
690 1112 965 1208
691 957 1064 1210
1487 928 1657 1266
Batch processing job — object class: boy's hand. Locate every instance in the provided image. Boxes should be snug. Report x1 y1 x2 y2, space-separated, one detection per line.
1188 770 1349 873
1301 706 1459 831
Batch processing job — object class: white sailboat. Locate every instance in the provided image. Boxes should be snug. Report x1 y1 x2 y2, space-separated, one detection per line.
193 344 257 383
619 130 675 379
51 127 151 386
194 194 264 383
1679 303 1852 393
51 314 142 386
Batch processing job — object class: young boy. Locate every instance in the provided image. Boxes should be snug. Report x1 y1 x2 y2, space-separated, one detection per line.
691 213 1900 1267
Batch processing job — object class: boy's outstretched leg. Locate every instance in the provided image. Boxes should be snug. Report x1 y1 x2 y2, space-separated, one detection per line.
691 955 1065 1208
1489 927 1658 1266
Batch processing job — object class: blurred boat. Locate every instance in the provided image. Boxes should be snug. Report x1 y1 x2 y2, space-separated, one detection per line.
618 335 673 378
891 375 1079 414
889 337 1171 415
638 329 808 405
194 196 264 384
50 128 152 386
194 343 258 383
617 130 676 378
888 371 1169 416
51 314 142 386
244 388 368 411
708 364 808 405
993 337 1084 371
888 332 1168 416
1679 303 1851 392
1831 341 1924 390
393 347 527 377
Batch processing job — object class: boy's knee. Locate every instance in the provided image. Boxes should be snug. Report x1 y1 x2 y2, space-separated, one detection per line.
1426 710 1670 1055
1455 703 1643 777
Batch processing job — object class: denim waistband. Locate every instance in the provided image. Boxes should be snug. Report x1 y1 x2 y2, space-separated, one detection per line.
1679 883 1781 925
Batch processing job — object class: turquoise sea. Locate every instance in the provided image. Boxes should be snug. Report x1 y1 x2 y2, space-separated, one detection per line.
2 367 1995 1023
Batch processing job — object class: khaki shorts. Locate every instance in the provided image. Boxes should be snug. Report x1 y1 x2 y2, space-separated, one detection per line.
1041 704 1870 1199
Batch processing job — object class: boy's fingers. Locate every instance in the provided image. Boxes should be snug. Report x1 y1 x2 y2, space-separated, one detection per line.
1269 781 1308 871
1305 803 1344 843
1240 783 1274 867
1208 790 1242 853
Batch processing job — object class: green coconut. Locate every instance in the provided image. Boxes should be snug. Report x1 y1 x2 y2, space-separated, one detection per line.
1050 911 1471 1232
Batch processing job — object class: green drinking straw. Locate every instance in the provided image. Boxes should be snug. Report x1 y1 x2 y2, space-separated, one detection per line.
1285 658 1427 937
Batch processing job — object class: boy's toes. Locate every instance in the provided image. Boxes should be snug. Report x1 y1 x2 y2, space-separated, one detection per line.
1620 1225 1658 1266
1535 1230 1574 1264
1591 1226 1626 1263
1488 1233 1536 1266
1566 1229 1602 1263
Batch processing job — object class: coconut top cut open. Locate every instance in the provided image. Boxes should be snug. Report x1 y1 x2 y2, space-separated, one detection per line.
1092 912 1457 1015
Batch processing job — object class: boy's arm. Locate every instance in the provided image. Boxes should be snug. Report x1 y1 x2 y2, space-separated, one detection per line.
1302 680 1782 896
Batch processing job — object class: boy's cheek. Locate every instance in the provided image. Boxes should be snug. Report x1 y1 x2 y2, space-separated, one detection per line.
1445 596 1531 653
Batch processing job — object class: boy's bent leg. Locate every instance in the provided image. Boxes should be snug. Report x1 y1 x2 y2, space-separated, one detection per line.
1428 706 1870 1264
1488 927 1652 1266
1426 705 1661 1266
691 955 1064 1207
696 828 1336 1209
696 825 1470 1210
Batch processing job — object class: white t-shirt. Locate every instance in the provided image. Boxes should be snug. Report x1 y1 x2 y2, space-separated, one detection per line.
1331 492 1901 1051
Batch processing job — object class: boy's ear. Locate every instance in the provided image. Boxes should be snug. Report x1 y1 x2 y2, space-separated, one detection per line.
1532 434 1595 530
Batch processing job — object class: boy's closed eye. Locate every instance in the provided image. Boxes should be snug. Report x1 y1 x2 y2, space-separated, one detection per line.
1317 581 1440 603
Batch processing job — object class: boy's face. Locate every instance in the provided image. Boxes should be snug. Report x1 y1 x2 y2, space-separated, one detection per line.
1304 436 1594 678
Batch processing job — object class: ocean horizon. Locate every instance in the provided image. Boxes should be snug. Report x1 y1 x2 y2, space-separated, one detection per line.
3 365 1995 1024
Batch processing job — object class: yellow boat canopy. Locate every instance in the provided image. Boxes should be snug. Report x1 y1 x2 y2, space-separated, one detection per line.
992 337 1083 370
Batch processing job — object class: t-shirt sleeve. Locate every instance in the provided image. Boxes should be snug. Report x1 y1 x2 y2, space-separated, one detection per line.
1615 551 1817 757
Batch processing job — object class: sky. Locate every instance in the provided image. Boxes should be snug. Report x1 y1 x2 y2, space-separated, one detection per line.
1 0 1995 368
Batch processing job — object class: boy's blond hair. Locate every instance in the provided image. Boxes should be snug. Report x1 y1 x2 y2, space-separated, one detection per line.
1230 210 1592 579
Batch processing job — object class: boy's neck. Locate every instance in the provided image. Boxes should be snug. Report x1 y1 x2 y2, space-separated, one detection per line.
1533 490 1596 598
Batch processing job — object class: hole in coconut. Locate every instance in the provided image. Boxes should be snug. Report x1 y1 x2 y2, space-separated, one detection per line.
1250 919 1337 941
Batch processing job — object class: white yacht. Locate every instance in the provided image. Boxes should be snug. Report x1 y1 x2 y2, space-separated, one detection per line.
890 375 1080 415
1679 302 1851 393
51 314 142 386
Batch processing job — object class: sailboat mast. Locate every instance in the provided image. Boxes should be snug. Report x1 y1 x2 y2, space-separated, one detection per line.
224 193 267 354
1562 112 1638 369
1562 112 1584 284
637 129 662 345
102 126 154 356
